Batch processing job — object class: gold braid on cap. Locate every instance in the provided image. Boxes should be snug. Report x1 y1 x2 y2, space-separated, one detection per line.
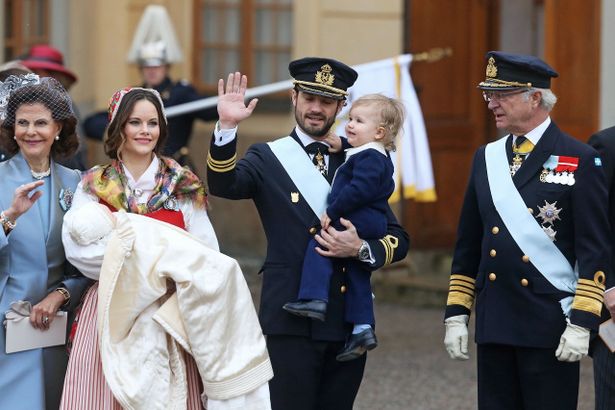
292 80 348 97
479 78 532 88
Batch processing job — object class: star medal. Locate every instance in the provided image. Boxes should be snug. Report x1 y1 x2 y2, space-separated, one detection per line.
59 188 74 212
537 200 561 225
542 225 557 241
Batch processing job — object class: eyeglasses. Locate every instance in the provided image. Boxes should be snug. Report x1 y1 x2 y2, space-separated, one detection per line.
482 89 528 102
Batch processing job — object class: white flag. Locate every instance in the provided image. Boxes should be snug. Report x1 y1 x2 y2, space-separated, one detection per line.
335 55 436 202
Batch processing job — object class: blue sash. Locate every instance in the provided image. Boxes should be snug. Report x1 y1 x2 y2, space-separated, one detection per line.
485 137 576 315
268 137 329 218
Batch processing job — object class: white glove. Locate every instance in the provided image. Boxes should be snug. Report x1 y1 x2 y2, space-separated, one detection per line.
444 314 470 360
555 319 590 362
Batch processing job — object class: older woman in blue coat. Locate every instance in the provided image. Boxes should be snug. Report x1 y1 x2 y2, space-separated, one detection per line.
0 74 90 409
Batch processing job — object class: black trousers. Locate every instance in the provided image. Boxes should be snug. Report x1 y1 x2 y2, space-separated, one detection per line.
477 343 579 410
267 334 366 410
593 339 615 410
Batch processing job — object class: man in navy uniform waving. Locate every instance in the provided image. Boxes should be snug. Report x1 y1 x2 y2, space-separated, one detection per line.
207 59 409 410
444 51 610 409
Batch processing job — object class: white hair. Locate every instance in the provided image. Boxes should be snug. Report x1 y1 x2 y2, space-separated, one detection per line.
524 88 557 112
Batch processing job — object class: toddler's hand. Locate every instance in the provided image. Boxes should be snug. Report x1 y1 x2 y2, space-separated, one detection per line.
324 131 342 153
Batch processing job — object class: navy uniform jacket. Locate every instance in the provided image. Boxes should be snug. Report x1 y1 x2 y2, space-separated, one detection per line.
588 125 615 291
83 77 218 157
207 131 409 341
327 147 394 237
445 121 610 348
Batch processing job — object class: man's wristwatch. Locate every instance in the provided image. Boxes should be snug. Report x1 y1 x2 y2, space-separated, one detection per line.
357 240 370 261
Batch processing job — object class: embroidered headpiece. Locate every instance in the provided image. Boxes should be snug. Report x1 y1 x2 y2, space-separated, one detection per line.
107 87 166 124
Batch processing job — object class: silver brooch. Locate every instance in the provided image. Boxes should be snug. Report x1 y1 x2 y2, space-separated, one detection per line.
59 188 74 212
163 196 179 211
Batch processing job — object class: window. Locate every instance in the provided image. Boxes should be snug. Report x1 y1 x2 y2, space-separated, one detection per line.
3 0 49 60
193 0 293 93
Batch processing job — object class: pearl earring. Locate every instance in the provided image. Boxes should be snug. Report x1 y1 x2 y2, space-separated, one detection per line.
55 135 60 141
13 136 16 140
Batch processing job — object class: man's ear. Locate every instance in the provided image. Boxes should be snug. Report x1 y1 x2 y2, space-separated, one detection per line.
290 89 298 107
336 99 345 115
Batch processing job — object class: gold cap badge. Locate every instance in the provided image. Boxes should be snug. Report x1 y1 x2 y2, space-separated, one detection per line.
315 64 335 86
486 56 497 78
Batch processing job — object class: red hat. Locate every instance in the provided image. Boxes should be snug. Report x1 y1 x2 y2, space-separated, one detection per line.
20 44 77 84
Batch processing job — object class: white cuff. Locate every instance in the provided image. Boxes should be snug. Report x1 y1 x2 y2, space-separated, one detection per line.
214 122 238 146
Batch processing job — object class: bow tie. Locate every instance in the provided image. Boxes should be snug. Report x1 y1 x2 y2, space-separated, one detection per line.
305 142 329 156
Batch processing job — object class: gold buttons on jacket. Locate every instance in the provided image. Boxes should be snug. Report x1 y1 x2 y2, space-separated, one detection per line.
528 208 534 214
340 285 347 293
491 226 499 234
309 227 318 235
521 278 529 287
522 255 530 263
489 273 496 281
489 249 496 257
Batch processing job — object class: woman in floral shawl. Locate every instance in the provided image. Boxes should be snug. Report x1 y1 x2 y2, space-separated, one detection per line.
59 88 222 409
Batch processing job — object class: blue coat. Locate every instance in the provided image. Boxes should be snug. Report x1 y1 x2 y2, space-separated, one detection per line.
207 131 409 340
445 122 611 348
0 153 91 410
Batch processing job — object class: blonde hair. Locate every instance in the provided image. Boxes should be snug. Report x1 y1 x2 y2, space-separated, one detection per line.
350 93 405 151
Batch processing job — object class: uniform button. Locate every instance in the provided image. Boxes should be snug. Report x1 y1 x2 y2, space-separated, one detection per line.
528 208 534 214
489 273 496 281
340 285 347 293
309 227 317 235
342 266 346 273
521 278 529 287
489 249 496 257
491 226 499 234
522 255 530 263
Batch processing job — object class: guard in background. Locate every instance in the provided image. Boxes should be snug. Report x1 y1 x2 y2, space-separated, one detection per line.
587 125 615 410
443 51 610 409
83 5 217 173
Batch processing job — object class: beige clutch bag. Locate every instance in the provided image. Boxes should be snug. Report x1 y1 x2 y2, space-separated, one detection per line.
4 300 67 354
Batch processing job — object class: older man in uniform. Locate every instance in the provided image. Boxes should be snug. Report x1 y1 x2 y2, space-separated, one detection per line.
207 59 409 410
444 51 610 409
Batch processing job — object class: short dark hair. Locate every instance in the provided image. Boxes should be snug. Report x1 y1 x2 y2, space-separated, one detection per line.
103 89 168 159
0 82 79 159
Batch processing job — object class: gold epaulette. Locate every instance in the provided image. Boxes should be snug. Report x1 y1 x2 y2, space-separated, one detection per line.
446 274 475 310
378 234 399 265
572 271 606 316
207 152 236 173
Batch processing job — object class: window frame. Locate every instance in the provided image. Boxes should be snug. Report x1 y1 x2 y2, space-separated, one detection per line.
191 0 292 96
3 0 50 61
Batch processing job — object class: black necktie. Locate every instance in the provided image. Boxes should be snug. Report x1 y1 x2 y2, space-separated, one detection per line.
305 142 328 177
